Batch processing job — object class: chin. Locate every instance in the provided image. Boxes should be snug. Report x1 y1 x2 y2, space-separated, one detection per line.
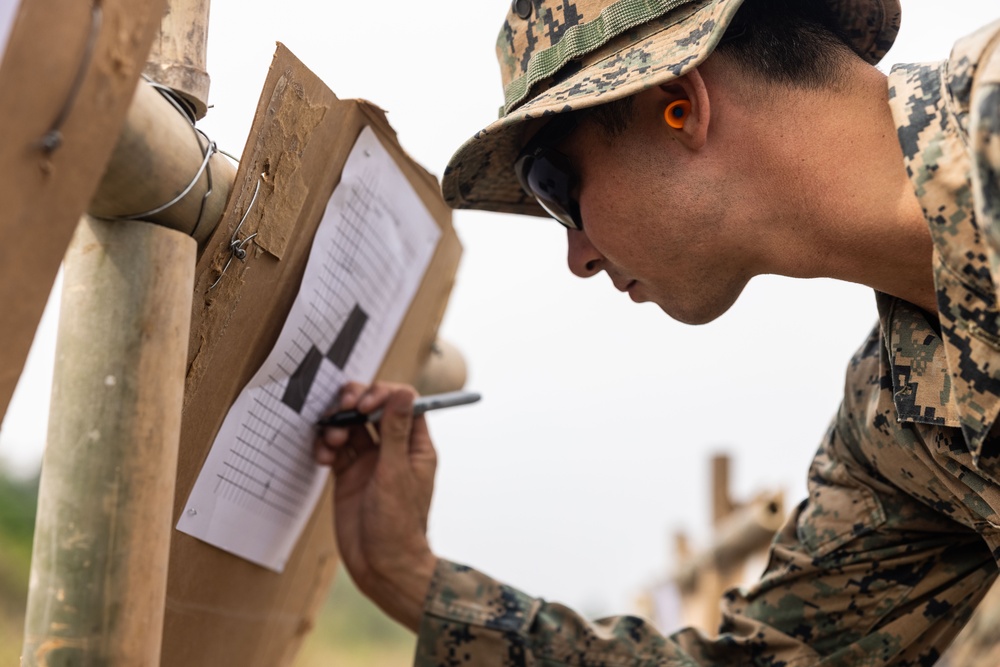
656 288 743 326
660 305 723 325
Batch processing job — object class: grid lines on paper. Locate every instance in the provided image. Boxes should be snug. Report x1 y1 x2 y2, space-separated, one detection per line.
211 165 422 522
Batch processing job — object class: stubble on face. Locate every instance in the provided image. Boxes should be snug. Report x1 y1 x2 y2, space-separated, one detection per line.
564 105 753 326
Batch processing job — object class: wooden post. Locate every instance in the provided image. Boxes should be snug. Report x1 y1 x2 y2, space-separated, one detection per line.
413 338 468 395
666 454 785 635
144 0 211 119
673 492 785 591
22 217 195 666
711 453 734 525
0 0 171 421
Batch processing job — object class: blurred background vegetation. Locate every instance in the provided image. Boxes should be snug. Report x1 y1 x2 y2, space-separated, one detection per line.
295 566 415 667
0 465 413 666
4 459 999 666
0 469 38 666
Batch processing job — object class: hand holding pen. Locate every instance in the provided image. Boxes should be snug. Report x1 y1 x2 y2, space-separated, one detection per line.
311 382 478 631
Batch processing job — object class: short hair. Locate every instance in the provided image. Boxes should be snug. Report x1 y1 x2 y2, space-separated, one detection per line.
715 0 856 89
585 0 857 137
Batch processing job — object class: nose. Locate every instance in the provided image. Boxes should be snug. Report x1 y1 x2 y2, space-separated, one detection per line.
566 228 603 278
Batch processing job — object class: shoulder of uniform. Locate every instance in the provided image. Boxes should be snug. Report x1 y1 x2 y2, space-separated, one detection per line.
946 18 1000 113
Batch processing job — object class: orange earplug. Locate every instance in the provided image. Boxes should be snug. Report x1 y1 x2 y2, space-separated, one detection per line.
664 100 691 129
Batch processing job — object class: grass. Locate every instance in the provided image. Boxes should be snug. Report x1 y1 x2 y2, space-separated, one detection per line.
294 566 416 667
0 470 36 666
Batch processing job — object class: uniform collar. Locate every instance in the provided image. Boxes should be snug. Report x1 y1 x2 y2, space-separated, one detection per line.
888 42 1000 459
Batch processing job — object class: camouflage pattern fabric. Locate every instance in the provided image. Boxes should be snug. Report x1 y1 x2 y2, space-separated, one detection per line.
413 20 1000 667
972 26 1000 287
440 0 900 219
886 19 1000 464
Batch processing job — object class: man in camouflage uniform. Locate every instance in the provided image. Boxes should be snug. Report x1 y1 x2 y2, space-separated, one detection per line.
314 0 1000 663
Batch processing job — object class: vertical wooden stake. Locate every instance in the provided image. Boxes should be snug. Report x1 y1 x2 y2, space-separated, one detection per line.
711 454 733 526
144 0 212 119
22 217 195 666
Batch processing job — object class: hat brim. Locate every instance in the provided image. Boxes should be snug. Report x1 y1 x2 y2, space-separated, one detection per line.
442 0 900 218
442 0 744 217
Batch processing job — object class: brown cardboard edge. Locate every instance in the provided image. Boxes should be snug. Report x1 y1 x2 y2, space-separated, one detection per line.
163 45 462 667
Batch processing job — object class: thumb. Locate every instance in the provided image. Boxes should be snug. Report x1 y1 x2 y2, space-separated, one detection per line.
378 388 415 467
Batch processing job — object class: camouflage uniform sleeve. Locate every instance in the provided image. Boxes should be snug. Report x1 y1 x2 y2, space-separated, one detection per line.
415 558 704 666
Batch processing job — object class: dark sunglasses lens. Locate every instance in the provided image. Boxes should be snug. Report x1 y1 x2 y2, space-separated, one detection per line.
523 152 581 230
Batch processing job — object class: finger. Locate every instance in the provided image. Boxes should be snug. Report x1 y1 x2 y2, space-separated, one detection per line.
318 382 365 428
327 417 380 458
357 383 396 414
313 426 352 465
312 425 348 462
336 381 367 411
378 388 416 467
323 427 349 448
313 436 337 466
331 444 357 476
332 442 376 477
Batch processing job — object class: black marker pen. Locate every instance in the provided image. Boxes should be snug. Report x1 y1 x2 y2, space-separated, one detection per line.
317 390 481 428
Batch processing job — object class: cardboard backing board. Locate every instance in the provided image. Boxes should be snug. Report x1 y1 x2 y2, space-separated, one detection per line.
162 44 461 667
0 0 169 419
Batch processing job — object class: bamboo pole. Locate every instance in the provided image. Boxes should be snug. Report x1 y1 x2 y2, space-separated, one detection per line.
89 79 236 246
22 217 196 666
413 339 468 395
144 0 211 119
20 4 226 664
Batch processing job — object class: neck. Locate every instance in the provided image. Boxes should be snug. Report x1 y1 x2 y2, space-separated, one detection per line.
718 60 938 313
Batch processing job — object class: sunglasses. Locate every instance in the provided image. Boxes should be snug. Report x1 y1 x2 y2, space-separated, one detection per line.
514 115 583 231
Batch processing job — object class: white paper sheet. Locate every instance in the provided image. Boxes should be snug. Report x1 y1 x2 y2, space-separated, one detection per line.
177 127 441 571
0 0 22 67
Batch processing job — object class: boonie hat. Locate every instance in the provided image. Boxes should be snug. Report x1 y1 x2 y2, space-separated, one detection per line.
442 0 901 218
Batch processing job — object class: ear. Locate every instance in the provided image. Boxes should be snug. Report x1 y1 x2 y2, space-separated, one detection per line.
659 67 710 150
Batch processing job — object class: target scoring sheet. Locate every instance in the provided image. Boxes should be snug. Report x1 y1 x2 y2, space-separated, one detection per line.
177 127 441 571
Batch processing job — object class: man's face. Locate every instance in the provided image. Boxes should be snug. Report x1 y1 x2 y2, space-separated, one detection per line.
553 92 757 325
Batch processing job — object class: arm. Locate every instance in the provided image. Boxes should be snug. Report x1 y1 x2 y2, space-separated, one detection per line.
313 381 991 667
311 381 707 663
313 382 436 631
416 559 706 667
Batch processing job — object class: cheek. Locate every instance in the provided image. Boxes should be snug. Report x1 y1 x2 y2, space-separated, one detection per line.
580 184 668 263
577 189 630 257
574 138 675 264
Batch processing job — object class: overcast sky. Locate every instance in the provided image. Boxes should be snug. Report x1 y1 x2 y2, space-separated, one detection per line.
2 0 999 620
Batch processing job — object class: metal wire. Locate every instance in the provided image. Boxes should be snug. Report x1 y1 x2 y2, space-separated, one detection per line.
208 175 264 291
40 1 103 152
189 145 215 241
